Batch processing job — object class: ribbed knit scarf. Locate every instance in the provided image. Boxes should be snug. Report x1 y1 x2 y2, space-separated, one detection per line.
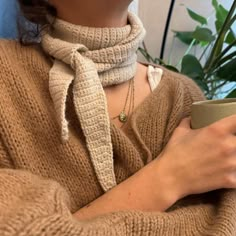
41 12 146 192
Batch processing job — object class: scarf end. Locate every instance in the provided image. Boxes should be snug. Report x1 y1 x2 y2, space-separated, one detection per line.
61 121 69 143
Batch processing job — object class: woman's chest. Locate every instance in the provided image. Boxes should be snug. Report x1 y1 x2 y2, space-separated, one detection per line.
105 63 151 129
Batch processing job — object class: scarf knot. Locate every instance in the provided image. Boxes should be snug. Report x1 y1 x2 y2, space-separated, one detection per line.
41 12 146 191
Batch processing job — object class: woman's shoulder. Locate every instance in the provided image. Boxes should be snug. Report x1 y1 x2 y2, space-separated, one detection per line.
143 62 205 103
0 39 35 56
163 65 205 102
0 39 46 65
0 40 51 86
0 40 20 66
0 39 19 51
0 40 51 107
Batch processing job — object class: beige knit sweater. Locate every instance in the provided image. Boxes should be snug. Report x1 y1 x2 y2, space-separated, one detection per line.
41 12 146 192
0 40 236 235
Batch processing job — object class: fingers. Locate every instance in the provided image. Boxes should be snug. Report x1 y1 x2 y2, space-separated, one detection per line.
211 114 236 135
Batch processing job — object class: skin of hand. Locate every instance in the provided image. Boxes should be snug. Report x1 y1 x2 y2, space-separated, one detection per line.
157 115 236 200
73 148 180 221
73 115 236 221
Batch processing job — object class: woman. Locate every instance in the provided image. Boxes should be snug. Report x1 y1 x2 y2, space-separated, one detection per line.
0 0 236 235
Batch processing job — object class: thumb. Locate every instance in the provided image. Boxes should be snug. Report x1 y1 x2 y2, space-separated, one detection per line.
178 117 191 129
173 117 192 137
167 117 192 146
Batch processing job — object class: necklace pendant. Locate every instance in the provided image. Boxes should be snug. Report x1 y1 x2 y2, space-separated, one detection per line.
119 111 127 123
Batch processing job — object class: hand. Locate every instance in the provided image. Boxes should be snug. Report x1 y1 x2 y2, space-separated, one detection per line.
155 115 236 200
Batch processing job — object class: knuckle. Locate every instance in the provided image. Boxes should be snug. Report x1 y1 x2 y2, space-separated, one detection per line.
206 124 225 137
223 158 236 171
219 142 235 157
223 174 236 188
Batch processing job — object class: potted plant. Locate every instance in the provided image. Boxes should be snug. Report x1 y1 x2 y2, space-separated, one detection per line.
139 0 236 99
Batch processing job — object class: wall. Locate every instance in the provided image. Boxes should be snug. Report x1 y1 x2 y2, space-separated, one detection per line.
138 0 233 64
129 0 139 14
0 0 18 38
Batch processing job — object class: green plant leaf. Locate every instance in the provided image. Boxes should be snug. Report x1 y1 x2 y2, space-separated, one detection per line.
225 29 236 45
154 58 164 65
193 79 209 92
215 20 222 33
187 8 207 25
212 0 218 10
181 54 204 79
212 0 228 22
216 58 236 82
192 27 215 43
138 47 156 63
174 31 198 45
212 0 229 33
226 89 236 98
164 65 179 72
204 0 236 73
200 41 209 47
214 4 229 33
216 5 229 24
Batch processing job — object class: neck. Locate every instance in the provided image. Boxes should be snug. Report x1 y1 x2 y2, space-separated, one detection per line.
50 0 131 27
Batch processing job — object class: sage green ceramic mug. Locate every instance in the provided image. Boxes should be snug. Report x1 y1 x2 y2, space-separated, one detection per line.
191 98 236 129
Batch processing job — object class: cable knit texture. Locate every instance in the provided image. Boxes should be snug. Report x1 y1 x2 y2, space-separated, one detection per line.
41 12 146 191
1 40 236 235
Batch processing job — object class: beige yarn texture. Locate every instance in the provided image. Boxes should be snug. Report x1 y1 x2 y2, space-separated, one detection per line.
3 40 236 235
41 12 146 191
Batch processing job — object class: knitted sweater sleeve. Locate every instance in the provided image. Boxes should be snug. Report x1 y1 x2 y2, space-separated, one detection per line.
0 98 223 235
0 149 230 236
0 139 200 236
0 41 168 235
0 43 232 235
182 75 206 102
0 151 216 236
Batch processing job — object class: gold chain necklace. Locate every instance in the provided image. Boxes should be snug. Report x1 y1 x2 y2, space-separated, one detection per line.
111 77 135 127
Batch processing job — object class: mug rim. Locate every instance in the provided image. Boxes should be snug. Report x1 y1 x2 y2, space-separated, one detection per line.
192 98 236 106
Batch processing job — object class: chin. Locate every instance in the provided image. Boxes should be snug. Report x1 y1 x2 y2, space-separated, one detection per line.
123 0 133 4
